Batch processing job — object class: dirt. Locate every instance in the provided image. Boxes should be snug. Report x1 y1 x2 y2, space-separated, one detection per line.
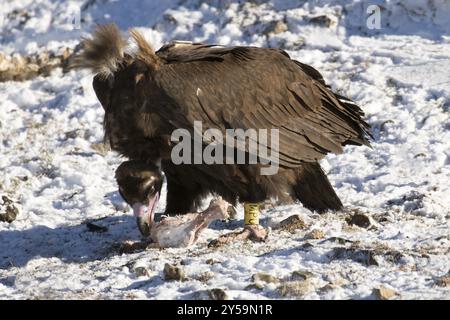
0 48 75 82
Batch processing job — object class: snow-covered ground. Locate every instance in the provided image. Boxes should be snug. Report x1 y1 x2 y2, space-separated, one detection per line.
0 0 449 299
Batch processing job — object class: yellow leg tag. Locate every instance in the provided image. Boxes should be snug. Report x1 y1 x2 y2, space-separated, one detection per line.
244 203 260 225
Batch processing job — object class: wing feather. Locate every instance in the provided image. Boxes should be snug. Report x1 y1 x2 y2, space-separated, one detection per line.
152 45 371 168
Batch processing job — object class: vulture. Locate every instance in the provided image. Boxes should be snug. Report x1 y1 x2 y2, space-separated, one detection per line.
72 24 371 240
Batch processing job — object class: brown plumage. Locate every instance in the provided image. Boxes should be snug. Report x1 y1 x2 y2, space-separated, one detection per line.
74 24 372 219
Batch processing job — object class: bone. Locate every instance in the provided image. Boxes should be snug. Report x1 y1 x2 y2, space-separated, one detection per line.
147 197 230 248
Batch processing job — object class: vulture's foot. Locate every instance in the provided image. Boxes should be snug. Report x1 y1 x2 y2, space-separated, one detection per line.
208 225 268 247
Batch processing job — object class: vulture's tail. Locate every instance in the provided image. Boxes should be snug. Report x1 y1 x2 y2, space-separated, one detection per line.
293 162 343 213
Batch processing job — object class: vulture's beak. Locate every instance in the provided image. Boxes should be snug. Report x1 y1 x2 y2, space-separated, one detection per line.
133 192 159 237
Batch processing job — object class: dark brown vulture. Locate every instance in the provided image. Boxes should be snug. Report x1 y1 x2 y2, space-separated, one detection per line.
72 24 371 238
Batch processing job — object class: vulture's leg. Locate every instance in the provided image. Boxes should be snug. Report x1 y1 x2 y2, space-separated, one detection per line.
208 167 268 246
293 163 343 213
164 176 203 215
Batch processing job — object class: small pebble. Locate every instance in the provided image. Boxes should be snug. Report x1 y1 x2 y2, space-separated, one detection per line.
373 286 398 300
305 229 325 239
163 263 185 281
208 288 228 300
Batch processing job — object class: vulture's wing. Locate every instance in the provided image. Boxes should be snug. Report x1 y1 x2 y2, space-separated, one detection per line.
153 44 371 167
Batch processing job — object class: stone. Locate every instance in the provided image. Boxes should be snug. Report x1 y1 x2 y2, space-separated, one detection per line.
435 271 450 287
265 20 288 35
305 229 325 240
134 266 150 277
194 271 215 282
309 15 334 28
346 212 372 228
330 247 379 266
373 286 398 300
163 263 185 281
252 272 280 284
278 280 311 297
119 240 149 254
0 196 19 223
290 270 313 281
205 258 220 265
245 283 265 290
277 215 306 233
208 288 228 300
86 222 108 233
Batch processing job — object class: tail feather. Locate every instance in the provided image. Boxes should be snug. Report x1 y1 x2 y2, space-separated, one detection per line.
293 162 343 213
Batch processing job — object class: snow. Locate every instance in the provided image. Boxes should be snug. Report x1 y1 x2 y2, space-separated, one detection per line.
0 0 449 299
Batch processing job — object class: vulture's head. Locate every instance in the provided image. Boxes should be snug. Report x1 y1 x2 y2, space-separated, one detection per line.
115 160 163 237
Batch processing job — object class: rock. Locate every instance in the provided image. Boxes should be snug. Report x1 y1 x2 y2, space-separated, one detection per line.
64 129 80 139
194 271 215 282
163 263 185 281
386 191 425 213
180 259 191 266
278 280 311 297
2 196 14 207
346 212 372 228
373 286 398 300
86 222 108 233
323 237 353 245
227 206 237 220
330 247 379 266
189 290 210 300
190 288 228 300
414 153 427 158
436 276 450 287
278 37 306 51
290 270 313 281
380 119 395 132
245 283 265 290
205 258 220 265
252 273 280 284
435 271 450 287
300 242 314 250
134 266 150 277
208 288 228 300
0 48 74 82
309 15 334 28
264 20 288 35
0 196 19 223
317 284 337 294
119 240 149 254
90 142 110 156
277 215 306 233
305 229 325 240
